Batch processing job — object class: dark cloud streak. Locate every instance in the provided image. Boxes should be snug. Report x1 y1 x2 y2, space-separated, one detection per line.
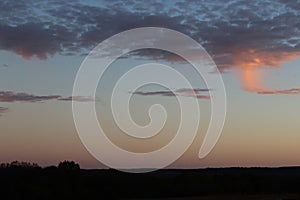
58 96 95 102
133 88 211 99
0 106 9 116
257 88 300 95
0 91 60 102
0 91 94 103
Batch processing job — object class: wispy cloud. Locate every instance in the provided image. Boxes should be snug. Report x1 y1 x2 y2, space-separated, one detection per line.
0 91 95 103
132 88 211 99
0 106 9 116
257 88 300 95
58 96 95 102
133 91 176 97
0 91 60 102
0 91 97 115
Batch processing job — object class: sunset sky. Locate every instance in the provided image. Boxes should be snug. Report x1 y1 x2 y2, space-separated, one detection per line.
1 0 300 169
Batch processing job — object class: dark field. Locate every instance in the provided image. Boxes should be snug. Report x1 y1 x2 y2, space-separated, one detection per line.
1 162 300 199
138 195 298 200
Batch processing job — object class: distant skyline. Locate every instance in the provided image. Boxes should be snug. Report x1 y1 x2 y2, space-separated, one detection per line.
1 0 300 169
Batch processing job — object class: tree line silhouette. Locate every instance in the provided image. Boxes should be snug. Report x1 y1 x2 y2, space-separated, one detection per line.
0 160 80 170
1 161 300 199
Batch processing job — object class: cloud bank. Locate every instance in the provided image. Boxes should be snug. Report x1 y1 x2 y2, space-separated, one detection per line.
1 0 300 94
1 0 299 65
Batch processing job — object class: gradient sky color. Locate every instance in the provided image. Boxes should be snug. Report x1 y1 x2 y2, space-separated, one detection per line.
0 0 300 168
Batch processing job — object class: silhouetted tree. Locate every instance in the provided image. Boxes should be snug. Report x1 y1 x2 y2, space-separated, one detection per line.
58 160 80 170
0 161 40 169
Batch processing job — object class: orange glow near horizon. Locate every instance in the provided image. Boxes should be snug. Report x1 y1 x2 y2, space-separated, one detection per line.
233 49 299 68
234 49 300 92
241 67 263 91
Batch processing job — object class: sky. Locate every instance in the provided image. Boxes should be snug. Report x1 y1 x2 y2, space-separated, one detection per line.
0 0 300 169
